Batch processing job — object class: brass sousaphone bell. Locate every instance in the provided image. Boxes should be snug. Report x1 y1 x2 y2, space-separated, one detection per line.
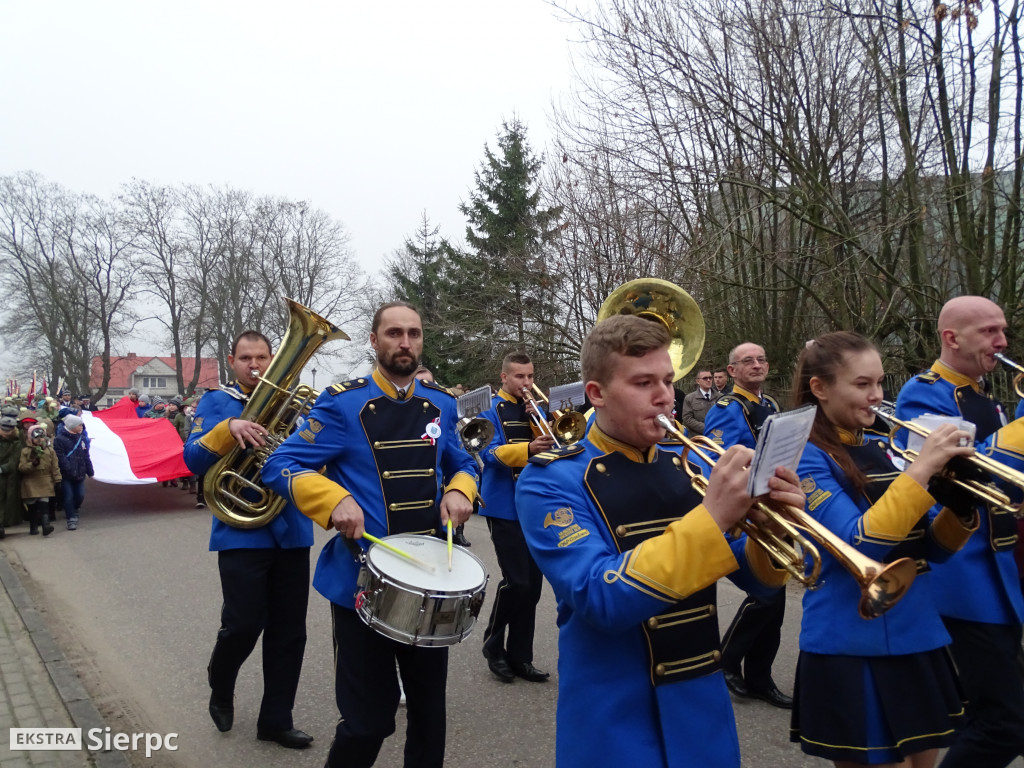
596 278 706 381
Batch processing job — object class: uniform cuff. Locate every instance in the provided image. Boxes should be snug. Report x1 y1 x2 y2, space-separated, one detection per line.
493 442 530 468
625 505 738 601
289 471 350 530
444 472 479 503
198 419 236 457
862 473 934 541
931 506 978 552
743 536 791 588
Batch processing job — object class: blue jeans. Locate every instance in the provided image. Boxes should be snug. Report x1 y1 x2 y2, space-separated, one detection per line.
62 478 85 519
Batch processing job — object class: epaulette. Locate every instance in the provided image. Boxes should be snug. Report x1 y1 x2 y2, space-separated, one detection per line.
714 394 739 407
915 370 941 384
528 443 585 466
419 380 455 398
327 378 369 396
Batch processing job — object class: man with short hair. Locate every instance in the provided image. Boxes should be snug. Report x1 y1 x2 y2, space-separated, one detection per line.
516 315 800 767
705 343 790 708
713 368 730 393
263 302 478 768
184 330 314 749
680 368 717 435
895 295 1024 767
479 352 554 683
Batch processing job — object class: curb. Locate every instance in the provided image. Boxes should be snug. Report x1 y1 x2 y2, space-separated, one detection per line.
0 549 131 768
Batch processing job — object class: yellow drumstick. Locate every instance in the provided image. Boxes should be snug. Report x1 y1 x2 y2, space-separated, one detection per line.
361 532 437 574
447 519 453 572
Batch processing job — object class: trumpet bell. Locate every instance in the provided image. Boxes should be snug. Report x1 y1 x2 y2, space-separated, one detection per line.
458 417 494 454
597 278 705 382
552 411 588 444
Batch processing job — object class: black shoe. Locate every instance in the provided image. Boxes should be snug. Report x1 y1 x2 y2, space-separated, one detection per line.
453 532 471 547
482 647 515 683
723 670 750 698
257 728 313 749
748 685 793 709
511 661 550 682
41 516 54 536
208 696 234 732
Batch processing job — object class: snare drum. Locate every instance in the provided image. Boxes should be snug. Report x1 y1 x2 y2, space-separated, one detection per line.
355 534 488 647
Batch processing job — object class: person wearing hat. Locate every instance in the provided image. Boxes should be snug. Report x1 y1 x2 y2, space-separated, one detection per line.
79 394 97 413
54 414 93 530
18 423 59 536
135 394 151 419
0 414 22 537
18 412 39 448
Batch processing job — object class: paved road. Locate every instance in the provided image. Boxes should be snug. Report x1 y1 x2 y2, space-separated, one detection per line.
3 480 1021 768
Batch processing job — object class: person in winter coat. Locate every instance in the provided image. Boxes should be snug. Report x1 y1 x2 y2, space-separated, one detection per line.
0 414 22 537
19 424 60 536
53 414 93 530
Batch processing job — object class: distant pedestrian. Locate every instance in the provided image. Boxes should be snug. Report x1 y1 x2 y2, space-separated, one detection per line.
19 424 59 536
0 414 22 537
53 414 93 531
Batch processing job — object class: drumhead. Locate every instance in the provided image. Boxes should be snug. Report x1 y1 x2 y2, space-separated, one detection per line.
366 534 485 591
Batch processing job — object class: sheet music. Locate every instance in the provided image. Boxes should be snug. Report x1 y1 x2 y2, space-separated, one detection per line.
456 385 493 419
747 405 817 497
906 413 976 453
547 381 585 412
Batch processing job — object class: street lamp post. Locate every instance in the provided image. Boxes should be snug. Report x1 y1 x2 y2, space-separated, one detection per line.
311 368 317 390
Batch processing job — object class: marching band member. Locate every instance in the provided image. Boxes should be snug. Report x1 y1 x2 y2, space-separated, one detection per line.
790 331 976 767
479 352 553 683
262 302 478 768
516 314 800 768
894 296 1024 768
183 330 314 748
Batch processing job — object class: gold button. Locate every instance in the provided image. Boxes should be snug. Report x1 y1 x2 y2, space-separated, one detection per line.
389 504 397 511
654 663 666 677
382 471 391 479
673 456 681 466
647 616 659 629
596 463 606 473
615 525 626 537
428 469 435 476
368 404 376 412
709 605 716 616
423 403 430 411
712 650 721 662
374 442 381 449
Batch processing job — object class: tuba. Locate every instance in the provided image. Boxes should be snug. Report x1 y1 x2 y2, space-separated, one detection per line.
205 298 349 529
597 278 705 381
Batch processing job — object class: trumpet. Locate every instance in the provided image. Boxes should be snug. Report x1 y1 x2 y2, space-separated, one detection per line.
457 416 494 455
655 414 917 619
870 406 1023 517
531 384 587 445
994 353 1024 399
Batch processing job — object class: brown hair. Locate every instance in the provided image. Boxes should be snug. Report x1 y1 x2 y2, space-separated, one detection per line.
231 330 272 357
582 315 671 385
502 352 532 372
371 302 419 334
790 331 878 495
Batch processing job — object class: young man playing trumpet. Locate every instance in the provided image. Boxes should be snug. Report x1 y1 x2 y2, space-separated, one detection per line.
515 314 805 768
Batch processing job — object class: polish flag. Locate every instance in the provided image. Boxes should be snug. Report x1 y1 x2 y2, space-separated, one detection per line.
83 403 189 484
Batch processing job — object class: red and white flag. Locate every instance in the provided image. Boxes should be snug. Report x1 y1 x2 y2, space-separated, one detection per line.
84 401 189 484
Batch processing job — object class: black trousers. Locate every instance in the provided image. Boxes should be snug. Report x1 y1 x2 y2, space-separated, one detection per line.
720 588 786 692
327 605 448 768
208 547 309 731
939 617 1024 768
482 516 544 665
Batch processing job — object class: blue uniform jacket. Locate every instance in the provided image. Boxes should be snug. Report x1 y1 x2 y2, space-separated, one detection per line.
705 385 779 449
895 360 1024 624
261 370 479 610
796 437 972 655
516 425 787 768
183 383 313 552
479 390 545 522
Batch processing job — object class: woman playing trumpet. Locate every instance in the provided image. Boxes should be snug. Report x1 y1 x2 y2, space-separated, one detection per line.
789 332 978 768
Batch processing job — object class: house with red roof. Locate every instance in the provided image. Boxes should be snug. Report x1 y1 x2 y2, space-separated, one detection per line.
89 352 221 406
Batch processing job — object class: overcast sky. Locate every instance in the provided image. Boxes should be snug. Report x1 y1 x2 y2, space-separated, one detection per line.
0 0 593 383
1 0 584 275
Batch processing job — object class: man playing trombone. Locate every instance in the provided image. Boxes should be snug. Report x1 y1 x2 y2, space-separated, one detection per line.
894 295 1024 768
479 352 554 683
515 315 804 768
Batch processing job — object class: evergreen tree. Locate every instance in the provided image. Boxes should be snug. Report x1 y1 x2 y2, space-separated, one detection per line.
457 119 562 368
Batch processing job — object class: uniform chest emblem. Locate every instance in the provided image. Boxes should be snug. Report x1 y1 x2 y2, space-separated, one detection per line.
422 417 442 445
